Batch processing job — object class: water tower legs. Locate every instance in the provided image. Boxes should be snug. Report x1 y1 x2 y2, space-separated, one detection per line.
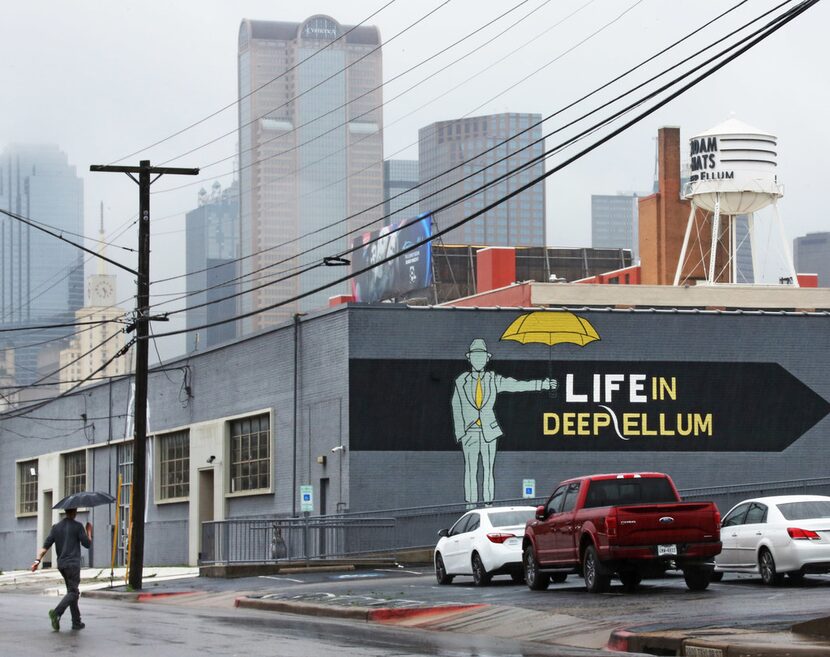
772 201 800 287
673 205 697 286
707 194 721 285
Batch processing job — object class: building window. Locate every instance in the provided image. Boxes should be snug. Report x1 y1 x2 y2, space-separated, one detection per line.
17 460 38 515
229 414 271 493
63 451 86 497
158 430 190 501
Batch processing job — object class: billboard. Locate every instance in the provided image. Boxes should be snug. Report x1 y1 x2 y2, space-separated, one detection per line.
351 215 432 303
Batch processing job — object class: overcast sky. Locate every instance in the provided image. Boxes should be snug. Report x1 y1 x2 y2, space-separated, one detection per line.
2 0 828 359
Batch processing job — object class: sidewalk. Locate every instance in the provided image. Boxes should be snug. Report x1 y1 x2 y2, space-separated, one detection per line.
5 567 830 656
0 566 199 597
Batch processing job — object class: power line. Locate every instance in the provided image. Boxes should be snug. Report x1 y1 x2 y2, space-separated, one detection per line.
148 0 814 339
109 0 401 164
0 207 139 276
149 0 739 292
1 335 136 420
145 0 767 317
157 0 454 167
154 0 547 189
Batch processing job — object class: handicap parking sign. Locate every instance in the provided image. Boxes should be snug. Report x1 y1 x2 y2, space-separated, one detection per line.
300 485 314 512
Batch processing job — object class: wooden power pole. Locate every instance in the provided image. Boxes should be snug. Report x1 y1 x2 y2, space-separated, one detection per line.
90 160 198 590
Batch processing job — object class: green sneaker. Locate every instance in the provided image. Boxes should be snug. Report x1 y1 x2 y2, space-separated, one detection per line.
48 609 60 631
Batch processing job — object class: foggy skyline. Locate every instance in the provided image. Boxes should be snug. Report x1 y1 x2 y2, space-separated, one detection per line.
2 0 828 359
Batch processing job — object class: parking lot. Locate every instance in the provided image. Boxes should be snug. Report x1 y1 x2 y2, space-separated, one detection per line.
235 566 830 633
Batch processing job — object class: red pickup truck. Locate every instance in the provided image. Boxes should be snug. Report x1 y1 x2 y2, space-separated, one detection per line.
522 473 722 593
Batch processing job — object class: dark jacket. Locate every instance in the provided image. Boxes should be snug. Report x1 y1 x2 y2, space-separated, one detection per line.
43 517 90 568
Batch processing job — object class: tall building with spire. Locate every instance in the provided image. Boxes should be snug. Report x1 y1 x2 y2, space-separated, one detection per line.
237 16 384 333
58 209 127 391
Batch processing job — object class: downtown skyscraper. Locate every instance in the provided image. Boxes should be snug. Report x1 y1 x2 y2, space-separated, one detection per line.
237 16 384 332
418 113 546 247
0 144 84 385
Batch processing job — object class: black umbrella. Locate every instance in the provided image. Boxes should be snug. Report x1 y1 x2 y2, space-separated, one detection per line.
52 491 116 510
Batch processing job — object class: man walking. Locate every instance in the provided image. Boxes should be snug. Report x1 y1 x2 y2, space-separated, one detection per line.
31 508 92 631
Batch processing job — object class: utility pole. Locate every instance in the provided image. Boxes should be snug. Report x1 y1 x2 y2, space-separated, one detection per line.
90 160 198 590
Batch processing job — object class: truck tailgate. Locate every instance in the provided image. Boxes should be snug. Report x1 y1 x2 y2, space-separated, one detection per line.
613 503 718 545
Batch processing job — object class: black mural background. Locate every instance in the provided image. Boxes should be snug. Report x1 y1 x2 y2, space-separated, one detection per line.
349 359 830 452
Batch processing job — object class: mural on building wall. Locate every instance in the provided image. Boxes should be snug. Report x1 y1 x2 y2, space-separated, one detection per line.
350 310 830 456
449 312 600 504
451 337 555 506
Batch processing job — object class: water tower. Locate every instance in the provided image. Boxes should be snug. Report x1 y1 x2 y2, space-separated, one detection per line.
673 118 797 286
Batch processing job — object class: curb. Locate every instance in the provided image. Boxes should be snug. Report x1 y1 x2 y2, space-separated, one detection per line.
83 590 195 603
608 627 830 656
233 596 485 623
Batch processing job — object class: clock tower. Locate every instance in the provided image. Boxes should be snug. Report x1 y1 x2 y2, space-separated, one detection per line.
87 211 117 306
58 206 128 391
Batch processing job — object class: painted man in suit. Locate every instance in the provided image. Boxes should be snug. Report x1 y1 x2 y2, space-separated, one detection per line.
451 338 556 505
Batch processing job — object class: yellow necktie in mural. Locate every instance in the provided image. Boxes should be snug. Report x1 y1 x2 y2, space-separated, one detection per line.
475 376 483 425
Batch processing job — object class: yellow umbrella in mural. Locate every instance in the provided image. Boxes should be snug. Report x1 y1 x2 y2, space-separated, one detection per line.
501 311 601 396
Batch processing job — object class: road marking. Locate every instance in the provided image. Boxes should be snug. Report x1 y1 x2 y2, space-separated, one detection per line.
258 576 303 583
376 569 423 575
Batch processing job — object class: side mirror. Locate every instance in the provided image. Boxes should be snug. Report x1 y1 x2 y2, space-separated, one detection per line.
437 528 449 538
535 505 547 521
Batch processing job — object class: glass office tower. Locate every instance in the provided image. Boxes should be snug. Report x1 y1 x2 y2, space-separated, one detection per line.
418 113 546 247
237 16 383 332
0 144 84 385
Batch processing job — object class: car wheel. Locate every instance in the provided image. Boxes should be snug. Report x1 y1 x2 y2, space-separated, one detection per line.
471 553 492 586
435 553 453 585
619 571 642 592
551 572 568 584
523 546 550 591
710 570 724 583
683 566 711 591
759 549 784 586
583 545 611 593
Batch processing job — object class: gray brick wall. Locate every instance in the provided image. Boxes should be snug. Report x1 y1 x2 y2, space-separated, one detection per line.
2 304 828 569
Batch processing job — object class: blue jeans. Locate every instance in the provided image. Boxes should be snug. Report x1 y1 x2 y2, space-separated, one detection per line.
55 565 81 625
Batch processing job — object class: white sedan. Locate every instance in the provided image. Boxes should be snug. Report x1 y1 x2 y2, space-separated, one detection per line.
715 495 830 585
435 506 537 586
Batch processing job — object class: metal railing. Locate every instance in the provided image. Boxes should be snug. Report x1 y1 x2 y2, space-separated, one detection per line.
200 516 395 566
200 478 830 566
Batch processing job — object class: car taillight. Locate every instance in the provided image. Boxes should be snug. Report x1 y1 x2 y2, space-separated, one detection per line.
486 533 516 544
606 508 618 538
714 509 721 529
787 527 821 541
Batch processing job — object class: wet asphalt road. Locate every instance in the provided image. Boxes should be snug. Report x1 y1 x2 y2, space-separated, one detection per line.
0 591 624 657
202 567 830 632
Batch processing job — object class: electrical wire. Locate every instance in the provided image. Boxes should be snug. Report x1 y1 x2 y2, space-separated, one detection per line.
149 0 747 290
1 336 136 419
145 0 775 317
147 0 816 340
109 0 402 165
154 0 549 189
157 0 454 167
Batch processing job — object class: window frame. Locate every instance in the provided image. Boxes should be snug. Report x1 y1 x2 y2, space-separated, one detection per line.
156 430 191 504
226 411 272 497
16 459 39 517
62 450 87 498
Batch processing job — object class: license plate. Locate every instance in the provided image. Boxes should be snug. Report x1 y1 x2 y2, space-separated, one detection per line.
657 544 678 556
505 537 520 547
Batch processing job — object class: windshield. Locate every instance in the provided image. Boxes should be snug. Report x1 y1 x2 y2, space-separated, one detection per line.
583 478 678 508
488 510 535 528
776 501 830 521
